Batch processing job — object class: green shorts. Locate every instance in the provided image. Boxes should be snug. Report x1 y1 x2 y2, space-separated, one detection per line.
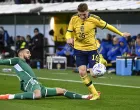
20 78 57 98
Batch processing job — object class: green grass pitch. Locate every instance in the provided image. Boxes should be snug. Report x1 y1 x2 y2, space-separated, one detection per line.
0 66 140 110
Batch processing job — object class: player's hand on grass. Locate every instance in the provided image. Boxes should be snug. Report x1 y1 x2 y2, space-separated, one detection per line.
67 38 74 47
122 32 131 37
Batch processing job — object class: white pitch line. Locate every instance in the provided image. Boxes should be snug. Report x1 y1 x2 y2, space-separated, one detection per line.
51 73 68 74
51 73 106 78
0 73 140 89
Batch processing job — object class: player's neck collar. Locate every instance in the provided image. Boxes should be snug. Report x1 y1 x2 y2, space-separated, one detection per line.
19 57 26 62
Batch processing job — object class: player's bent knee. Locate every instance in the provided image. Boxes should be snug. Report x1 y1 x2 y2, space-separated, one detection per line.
62 89 67 93
34 90 42 99
78 66 87 77
34 93 41 99
56 88 66 94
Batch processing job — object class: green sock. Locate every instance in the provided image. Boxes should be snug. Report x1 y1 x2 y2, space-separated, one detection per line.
41 87 57 97
14 92 34 99
64 91 82 99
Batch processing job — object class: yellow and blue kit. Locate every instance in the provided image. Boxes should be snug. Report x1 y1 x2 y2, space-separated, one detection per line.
66 13 123 67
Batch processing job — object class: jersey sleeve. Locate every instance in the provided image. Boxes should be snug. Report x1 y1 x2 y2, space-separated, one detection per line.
93 15 123 36
0 57 19 65
106 24 123 36
67 17 74 32
65 17 74 39
93 15 107 29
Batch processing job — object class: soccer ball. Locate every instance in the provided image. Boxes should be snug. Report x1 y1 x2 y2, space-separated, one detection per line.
92 63 106 77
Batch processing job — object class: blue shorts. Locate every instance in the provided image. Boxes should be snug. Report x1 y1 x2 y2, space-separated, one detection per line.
74 49 99 68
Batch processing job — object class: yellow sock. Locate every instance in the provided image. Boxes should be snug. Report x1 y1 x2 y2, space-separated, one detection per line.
81 74 99 96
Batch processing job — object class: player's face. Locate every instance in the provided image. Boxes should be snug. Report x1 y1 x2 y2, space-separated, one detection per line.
78 11 89 21
23 49 31 60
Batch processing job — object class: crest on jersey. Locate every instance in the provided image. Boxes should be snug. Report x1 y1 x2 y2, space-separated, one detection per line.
79 24 85 38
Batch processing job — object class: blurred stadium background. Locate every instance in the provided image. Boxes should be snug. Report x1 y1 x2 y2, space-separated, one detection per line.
0 0 140 110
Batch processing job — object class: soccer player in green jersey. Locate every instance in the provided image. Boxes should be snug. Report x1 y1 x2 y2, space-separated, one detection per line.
0 48 95 100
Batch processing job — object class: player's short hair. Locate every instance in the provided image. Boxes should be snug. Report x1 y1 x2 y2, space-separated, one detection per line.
77 3 88 12
17 48 28 55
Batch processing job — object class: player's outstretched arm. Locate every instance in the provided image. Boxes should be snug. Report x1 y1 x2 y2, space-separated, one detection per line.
65 16 74 47
65 31 74 47
0 58 19 65
106 24 131 37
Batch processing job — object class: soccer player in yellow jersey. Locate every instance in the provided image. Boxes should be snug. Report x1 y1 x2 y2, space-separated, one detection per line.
65 3 131 100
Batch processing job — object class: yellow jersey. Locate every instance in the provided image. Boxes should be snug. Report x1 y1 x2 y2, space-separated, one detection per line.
66 13 123 51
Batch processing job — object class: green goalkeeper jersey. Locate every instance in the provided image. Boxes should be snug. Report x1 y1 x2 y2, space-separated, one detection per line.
0 57 37 82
